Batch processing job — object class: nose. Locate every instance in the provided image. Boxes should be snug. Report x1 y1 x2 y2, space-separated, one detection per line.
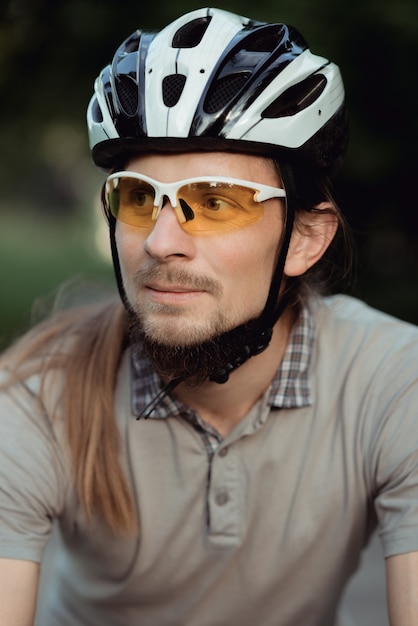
144 200 195 261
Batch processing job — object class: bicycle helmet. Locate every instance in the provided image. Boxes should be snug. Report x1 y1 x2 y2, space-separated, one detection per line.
87 7 348 387
88 7 346 172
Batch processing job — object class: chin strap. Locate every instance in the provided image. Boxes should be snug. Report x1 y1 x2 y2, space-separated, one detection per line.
136 377 183 420
208 326 273 384
209 160 297 384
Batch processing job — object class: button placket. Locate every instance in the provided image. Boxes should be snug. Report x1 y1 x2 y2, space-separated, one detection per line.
214 490 229 506
207 445 243 546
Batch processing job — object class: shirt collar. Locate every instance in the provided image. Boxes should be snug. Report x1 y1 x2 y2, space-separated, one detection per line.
267 303 314 409
131 303 314 419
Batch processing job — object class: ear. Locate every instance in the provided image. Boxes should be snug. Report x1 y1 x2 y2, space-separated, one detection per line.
284 202 338 277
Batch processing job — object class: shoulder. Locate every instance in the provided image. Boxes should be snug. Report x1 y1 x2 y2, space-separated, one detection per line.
0 297 126 389
313 293 417 331
311 294 418 357
0 368 71 562
307 294 418 414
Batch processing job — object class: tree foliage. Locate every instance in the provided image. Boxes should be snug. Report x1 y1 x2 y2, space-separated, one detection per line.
1 0 417 320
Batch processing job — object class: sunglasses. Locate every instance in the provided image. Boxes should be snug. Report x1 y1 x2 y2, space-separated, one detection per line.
105 172 286 234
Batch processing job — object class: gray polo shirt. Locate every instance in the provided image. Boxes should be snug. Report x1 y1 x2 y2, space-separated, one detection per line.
1 294 418 626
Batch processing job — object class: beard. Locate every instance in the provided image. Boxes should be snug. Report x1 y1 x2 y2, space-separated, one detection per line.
125 264 272 386
127 305 269 387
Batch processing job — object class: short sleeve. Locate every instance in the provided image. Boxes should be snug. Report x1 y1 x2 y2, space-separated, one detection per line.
0 375 70 562
369 347 418 558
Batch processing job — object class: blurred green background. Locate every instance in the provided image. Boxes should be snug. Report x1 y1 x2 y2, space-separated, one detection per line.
1 0 417 349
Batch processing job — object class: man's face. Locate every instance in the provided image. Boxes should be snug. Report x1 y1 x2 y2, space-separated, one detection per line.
115 151 284 348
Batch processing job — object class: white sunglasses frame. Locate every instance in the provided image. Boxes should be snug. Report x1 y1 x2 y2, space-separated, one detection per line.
105 171 286 226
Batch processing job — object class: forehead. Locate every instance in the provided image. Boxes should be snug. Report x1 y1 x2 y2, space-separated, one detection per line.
125 151 281 186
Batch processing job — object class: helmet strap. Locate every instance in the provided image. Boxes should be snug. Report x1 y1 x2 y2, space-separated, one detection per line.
209 160 297 383
108 213 130 309
259 160 297 328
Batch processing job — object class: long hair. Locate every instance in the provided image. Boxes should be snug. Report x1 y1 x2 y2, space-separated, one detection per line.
284 159 354 299
0 297 137 534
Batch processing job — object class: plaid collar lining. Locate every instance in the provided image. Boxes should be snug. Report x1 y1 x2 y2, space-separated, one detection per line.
131 304 314 419
268 304 314 409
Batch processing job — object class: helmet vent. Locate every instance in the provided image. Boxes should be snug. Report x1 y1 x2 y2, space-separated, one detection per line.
122 33 141 54
162 74 187 107
262 74 327 118
117 75 139 116
91 98 103 123
172 17 212 48
205 72 251 114
243 25 285 53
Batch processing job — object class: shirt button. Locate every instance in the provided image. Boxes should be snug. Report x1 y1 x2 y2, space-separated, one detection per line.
215 490 229 506
218 447 228 457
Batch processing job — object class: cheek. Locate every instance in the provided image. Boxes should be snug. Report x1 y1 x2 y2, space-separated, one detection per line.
212 220 281 299
115 223 147 273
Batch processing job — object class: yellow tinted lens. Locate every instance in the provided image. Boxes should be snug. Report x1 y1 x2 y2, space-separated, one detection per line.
178 182 265 233
107 177 155 227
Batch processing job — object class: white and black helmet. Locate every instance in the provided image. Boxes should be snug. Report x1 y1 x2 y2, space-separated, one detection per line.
87 7 347 173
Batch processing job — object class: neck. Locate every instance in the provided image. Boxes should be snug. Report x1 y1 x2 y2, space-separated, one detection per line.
172 307 296 437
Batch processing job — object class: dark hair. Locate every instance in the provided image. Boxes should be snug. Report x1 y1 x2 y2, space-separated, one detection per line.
283 158 354 300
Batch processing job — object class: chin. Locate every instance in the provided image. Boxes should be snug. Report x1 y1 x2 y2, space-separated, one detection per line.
142 321 224 348
138 307 237 348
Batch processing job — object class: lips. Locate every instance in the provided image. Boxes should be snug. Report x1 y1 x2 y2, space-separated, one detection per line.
146 282 203 293
135 266 223 298
143 282 207 307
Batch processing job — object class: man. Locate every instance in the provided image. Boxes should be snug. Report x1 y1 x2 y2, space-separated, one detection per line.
0 8 417 626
